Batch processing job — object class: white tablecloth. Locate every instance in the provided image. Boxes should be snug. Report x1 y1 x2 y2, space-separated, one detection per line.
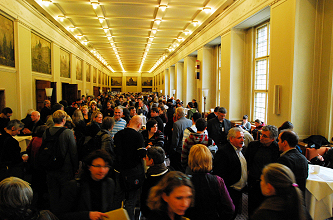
13 136 32 152
306 164 333 220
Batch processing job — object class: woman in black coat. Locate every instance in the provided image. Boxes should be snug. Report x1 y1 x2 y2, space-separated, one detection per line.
58 150 115 220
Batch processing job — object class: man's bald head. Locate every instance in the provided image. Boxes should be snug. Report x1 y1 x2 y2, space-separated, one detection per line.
129 115 142 131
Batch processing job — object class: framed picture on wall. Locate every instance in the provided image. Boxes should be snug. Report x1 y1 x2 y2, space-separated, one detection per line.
60 49 70 78
126 77 137 86
0 14 14 67
31 32 51 74
142 77 152 86
111 77 122 86
85 62 90 82
76 58 82 80
93 68 97 83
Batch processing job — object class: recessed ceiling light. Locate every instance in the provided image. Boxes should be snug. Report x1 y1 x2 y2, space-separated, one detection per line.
203 7 211 13
103 28 109 33
159 5 167 11
192 21 198 26
42 0 52 7
98 17 105 23
154 19 161 25
91 2 99 9
152 29 157 34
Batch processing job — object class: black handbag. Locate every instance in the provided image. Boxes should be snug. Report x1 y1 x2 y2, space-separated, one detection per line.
120 163 145 191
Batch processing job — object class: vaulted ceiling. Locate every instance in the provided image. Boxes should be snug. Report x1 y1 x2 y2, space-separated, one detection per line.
27 0 235 73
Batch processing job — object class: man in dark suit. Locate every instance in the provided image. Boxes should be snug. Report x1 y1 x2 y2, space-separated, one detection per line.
213 127 247 219
277 130 308 192
246 125 280 216
207 107 231 148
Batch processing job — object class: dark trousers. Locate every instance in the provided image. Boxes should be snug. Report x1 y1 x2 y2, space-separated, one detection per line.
169 151 184 173
114 172 140 220
248 178 265 217
228 187 242 220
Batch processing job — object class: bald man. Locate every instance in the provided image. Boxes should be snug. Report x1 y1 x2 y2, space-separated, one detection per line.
22 111 45 135
113 115 146 220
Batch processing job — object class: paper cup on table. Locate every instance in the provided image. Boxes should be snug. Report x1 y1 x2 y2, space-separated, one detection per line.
311 165 320 174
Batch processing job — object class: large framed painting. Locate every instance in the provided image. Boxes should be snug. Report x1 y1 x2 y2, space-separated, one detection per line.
0 14 14 67
60 49 70 78
76 58 82 80
111 77 122 86
93 67 97 83
142 77 152 86
126 77 137 86
85 62 90 82
31 32 51 74
97 70 101 84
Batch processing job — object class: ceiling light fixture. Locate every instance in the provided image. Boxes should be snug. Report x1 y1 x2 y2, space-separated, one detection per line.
177 37 183 42
184 30 190 35
42 0 52 7
69 27 75 32
151 29 157 34
98 17 105 23
76 34 83 39
107 36 112 40
203 7 211 13
154 19 161 25
192 21 198 26
159 5 167 11
57 15 65 22
103 28 109 33
91 2 99 9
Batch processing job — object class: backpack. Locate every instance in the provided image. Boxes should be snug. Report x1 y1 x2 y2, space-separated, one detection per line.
81 130 108 159
37 127 67 171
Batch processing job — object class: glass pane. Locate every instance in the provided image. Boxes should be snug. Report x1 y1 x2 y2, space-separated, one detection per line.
255 59 267 90
254 92 266 122
256 25 267 58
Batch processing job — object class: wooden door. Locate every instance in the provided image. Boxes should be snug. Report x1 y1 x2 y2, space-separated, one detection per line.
36 80 51 112
93 86 99 97
111 88 121 92
62 83 78 105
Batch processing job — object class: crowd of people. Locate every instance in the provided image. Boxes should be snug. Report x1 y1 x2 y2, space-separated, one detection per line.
0 92 320 220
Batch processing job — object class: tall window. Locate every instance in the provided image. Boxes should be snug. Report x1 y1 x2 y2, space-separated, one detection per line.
253 22 270 123
218 45 221 104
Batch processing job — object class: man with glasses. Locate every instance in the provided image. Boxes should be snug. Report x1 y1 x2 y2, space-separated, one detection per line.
245 125 280 216
0 120 26 181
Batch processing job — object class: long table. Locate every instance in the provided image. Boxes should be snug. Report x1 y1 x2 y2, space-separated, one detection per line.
306 164 333 220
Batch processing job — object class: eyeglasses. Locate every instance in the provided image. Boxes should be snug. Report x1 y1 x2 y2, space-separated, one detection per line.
91 165 111 169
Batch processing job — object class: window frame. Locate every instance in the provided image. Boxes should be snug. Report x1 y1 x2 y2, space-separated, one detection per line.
252 21 270 123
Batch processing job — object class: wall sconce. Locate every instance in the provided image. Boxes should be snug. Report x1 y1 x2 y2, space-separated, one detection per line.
202 88 209 118
45 88 53 100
